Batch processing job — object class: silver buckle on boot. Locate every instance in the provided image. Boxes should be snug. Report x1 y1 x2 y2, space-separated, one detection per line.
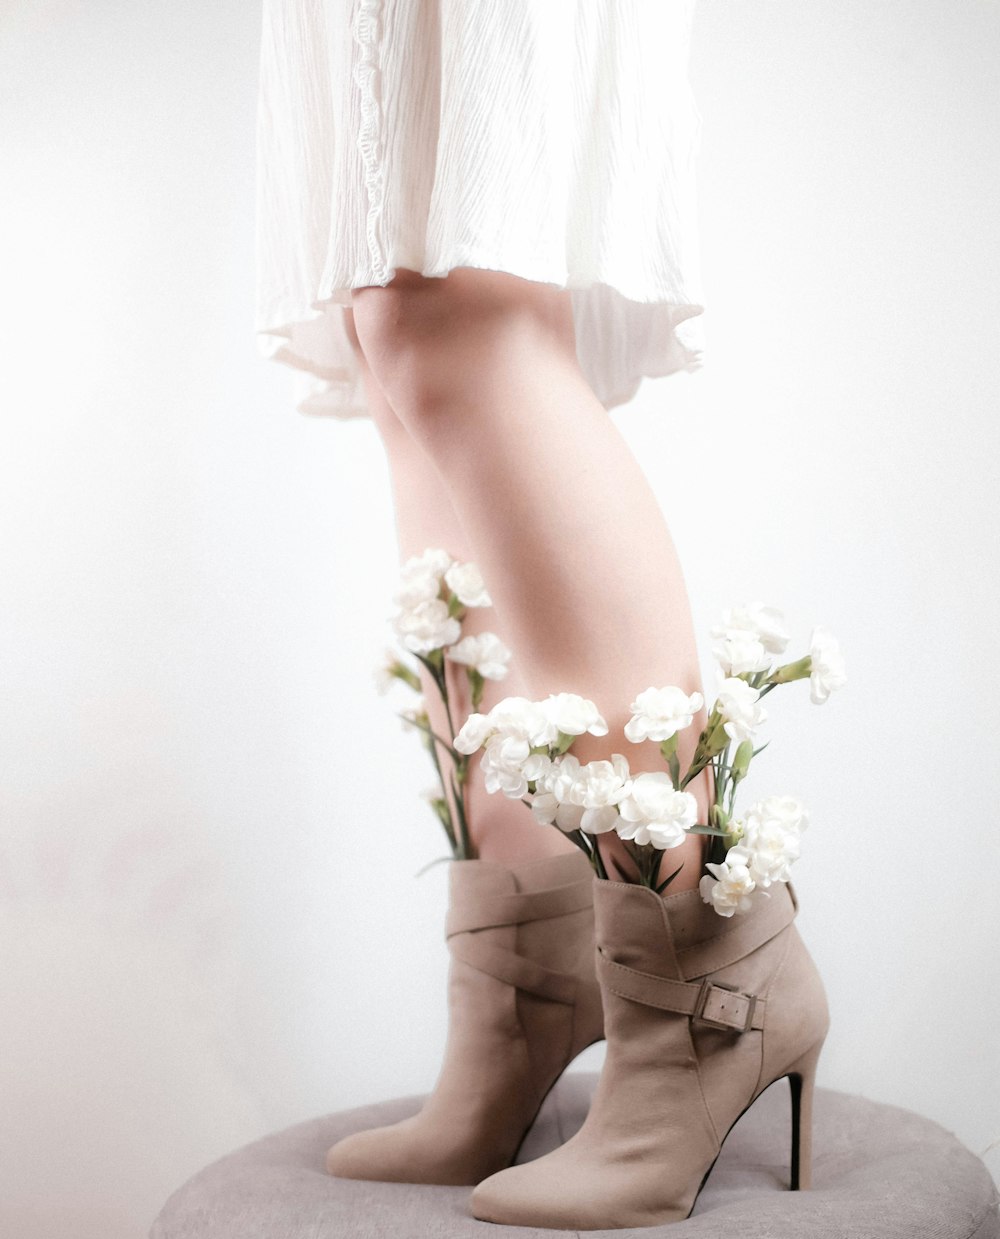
694 979 757 1033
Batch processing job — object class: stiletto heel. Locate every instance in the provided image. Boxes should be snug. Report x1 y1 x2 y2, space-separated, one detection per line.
787 1039 823 1191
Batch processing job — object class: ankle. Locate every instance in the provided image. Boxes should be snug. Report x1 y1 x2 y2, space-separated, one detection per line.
473 817 579 866
599 831 705 894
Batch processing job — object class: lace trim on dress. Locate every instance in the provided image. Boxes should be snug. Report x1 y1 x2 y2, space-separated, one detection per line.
352 0 390 285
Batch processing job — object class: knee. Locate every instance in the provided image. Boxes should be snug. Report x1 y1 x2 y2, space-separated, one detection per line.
350 271 447 410
350 269 575 438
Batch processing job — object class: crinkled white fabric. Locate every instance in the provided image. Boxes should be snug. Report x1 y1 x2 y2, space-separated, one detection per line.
255 0 705 418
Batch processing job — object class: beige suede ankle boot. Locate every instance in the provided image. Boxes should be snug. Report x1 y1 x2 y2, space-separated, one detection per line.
472 877 829 1229
326 850 604 1185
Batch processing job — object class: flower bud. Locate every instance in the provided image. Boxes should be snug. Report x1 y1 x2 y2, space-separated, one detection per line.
731 739 753 784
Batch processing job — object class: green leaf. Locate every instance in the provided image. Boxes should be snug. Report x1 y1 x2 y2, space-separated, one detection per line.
655 864 684 895
610 854 633 883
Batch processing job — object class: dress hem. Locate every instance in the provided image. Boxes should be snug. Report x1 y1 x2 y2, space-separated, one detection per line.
257 258 705 420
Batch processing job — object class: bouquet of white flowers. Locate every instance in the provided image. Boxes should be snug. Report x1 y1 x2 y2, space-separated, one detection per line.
381 552 846 914
453 602 846 915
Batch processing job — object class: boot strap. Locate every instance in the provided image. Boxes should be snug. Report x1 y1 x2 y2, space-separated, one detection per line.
597 951 765 1032
448 935 579 1005
445 879 593 938
444 878 592 1006
595 887 797 1032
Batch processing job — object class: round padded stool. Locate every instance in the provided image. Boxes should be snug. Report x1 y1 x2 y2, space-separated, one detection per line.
151 1072 999 1238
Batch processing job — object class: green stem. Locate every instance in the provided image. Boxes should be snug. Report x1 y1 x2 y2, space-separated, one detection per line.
425 726 458 856
437 669 460 745
396 714 461 759
708 747 731 866
589 835 610 881
679 752 712 790
451 769 474 860
442 664 476 859
412 650 472 858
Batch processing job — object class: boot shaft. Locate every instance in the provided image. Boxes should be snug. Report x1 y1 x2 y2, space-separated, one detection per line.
592 878 828 1129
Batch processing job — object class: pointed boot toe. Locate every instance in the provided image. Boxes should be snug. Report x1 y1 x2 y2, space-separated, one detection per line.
326 1114 475 1185
472 1139 690 1231
471 1155 585 1230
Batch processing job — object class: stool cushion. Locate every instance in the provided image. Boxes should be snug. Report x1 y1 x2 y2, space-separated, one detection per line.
151 1073 999 1238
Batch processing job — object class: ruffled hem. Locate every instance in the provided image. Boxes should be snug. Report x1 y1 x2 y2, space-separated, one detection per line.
256 264 705 421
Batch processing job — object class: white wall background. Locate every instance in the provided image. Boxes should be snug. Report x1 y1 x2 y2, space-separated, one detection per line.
2 1 998 1235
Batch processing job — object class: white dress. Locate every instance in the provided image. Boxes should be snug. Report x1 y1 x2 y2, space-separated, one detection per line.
255 0 704 419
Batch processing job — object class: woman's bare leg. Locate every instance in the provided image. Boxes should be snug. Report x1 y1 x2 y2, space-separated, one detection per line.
349 270 710 891
342 307 575 866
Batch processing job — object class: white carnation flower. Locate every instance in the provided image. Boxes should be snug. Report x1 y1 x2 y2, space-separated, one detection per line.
712 603 791 655
488 696 559 748
699 848 757 917
577 756 632 835
715 677 767 743
454 712 494 754
393 573 440 612
712 630 772 678
543 754 586 805
740 796 808 888
393 598 462 655
580 804 621 835
446 632 512 680
533 754 629 834
531 793 585 833
444 561 492 608
616 772 698 850
404 547 453 580
480 739 551 801
746 794 809 837
808 626 846 704
530 791 558 825
543 693 609 738
521 752 553 786
394 548 452 609
578 756 633 808
472 697 557 798
481 734 534 798
625 686 704 744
